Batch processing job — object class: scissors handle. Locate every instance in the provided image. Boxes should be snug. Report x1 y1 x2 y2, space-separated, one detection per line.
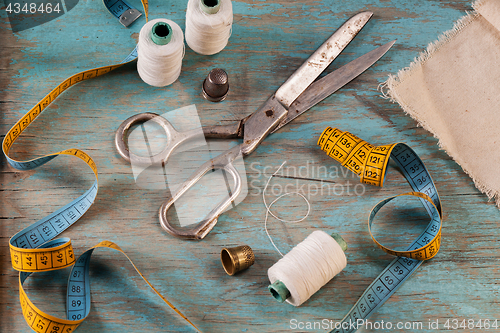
115 112 244 166
115 112 205 166
159 145 243 239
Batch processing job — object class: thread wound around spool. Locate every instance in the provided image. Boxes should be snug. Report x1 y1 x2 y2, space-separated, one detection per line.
137 19 184 87
268 232 347 304
267 230 347 306
185 0 233 55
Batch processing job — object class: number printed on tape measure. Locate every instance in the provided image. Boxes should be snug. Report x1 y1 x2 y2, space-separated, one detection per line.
107 0 131 17
5 2 61 14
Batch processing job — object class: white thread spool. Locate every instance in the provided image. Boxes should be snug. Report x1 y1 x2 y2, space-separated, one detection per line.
185 0 233 55
267 230 347 306
137 19 184 87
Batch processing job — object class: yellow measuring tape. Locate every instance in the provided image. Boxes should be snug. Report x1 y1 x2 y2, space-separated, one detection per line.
318 127 442 332
4 1 199 332
318 126 441 260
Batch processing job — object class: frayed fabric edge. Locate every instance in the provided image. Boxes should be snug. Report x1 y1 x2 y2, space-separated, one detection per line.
379 2 500 208
380 10 479 95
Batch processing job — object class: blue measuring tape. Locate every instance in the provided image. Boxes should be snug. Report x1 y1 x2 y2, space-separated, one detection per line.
318 128 442 333
4 0 199 331
103 0 147 27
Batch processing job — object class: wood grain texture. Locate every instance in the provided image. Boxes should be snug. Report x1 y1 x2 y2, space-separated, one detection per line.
2 0 499 332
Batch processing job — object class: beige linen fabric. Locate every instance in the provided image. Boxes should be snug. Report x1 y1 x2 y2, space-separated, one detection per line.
384 0 500 206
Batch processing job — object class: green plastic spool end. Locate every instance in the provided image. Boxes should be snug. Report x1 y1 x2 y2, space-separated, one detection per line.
151 22 172 45
200 0 221 14
331 232 348 252
268 232 347 303
268 280 290 303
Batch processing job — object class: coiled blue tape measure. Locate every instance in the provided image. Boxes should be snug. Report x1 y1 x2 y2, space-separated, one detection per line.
318 128 442 333
4 0 199 331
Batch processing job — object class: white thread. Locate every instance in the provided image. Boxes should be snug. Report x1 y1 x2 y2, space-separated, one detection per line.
185 0 233 55
263 161 311 256
263 163 346 306
137 19 184 87
268 230 347 306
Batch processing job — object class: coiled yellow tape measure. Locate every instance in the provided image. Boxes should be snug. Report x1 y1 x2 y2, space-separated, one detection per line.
318 127 442 332
3 1 199 332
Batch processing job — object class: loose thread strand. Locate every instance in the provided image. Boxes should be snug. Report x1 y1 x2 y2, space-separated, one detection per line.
263 161 311 256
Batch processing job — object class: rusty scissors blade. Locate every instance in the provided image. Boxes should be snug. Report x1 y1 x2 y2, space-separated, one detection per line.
115 11 395 239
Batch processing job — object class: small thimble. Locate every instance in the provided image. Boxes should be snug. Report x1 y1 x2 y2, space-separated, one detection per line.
221 245 255 275
202 68 229 102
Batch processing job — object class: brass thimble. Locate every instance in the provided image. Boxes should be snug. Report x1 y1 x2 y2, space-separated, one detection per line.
221 245 255 275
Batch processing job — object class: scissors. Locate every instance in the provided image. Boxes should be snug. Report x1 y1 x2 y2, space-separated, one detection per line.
115 11 395 239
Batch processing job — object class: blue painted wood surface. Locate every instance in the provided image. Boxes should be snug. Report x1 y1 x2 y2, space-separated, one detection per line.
2 0 500 332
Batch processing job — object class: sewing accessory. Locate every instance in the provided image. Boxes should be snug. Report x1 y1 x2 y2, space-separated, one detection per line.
202 68 229 102
317 128 442 332
220 245 255 275
185 0 233 55
262 163 347 305
261 161 311 256
103 0 146 27
137 18 184 87
2 1 201 332
267 231 347 306
115 12 396 239
151 21 172 45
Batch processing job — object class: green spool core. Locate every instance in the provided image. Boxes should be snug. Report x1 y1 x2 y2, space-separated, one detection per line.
331 232 348 252
268 280 290 303
200 0 220 14
268 232 348 303
151 22 172 45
